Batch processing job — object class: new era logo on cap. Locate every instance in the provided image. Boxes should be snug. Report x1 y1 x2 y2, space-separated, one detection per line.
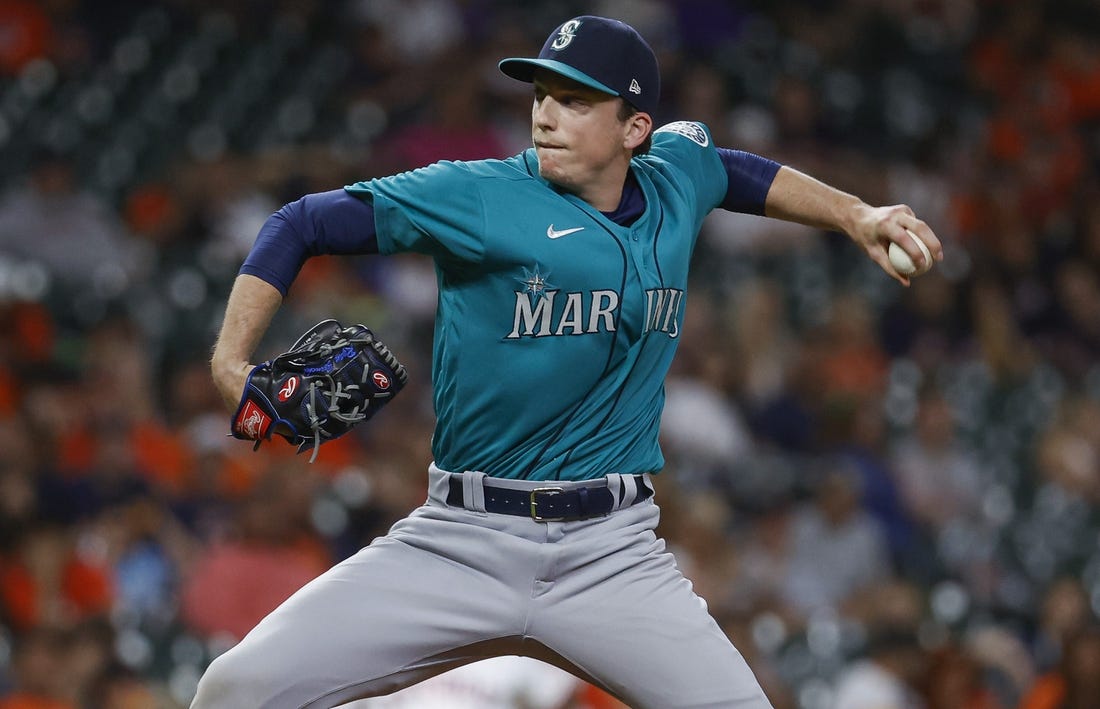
498 16 660 116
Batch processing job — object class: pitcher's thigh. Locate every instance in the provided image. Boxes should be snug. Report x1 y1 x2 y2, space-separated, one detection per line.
191 533 522 709
534 551 773 709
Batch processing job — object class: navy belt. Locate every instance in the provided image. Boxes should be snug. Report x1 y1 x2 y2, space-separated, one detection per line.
446 476 653 522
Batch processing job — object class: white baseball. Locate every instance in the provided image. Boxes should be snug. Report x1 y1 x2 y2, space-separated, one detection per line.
888 229 932 276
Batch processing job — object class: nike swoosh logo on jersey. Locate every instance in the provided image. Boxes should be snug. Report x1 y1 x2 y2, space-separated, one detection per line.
546 225 585 239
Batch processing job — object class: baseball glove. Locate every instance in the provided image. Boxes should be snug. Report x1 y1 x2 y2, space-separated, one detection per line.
230 319 408 462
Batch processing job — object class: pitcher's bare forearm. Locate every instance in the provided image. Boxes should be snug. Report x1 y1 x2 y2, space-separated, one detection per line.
763 165 943 284
211 274 284 410
763 165 865 233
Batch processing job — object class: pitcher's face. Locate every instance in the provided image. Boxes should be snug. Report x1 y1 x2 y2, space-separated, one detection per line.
531 71 632 196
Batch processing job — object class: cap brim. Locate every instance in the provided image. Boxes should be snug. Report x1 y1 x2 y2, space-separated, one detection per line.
498 58 619 97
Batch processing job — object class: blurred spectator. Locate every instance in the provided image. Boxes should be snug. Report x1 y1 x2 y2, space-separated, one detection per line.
878 271 965 368
60 619 115 708
0 626 75 709
823 396 916 573
1034 395 1100 504
846 578 925 635
781 463 892 619
807 290 890 416
0 521 113 634
714 609 796 709
0 0 53 75
183 156 279 265
829 626 928 709
663 491 740 617
0 302 55 377
382 64 510 169
41 316 196 504
661 371 753 482
1031 577 1094 672
1039 259 1100 384
967 277 1039 385
922 641 1003 709
730 499 795 620
347 0 464 67
727 278 801 417
85 666 163 709
180 463 330 641
95 495 193 622
890 387 983 536
669 62 736 146
661 296 753 482
1018 626 1100 709
728 278 819 453
1076 189 1100 265
0 417 39 549
967 626 1036 709
0 148 146 305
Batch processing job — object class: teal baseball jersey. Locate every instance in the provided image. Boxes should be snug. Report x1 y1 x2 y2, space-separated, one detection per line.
345 122 726 481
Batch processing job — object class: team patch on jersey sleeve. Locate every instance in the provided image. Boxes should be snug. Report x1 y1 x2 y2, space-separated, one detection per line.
654 121 709 147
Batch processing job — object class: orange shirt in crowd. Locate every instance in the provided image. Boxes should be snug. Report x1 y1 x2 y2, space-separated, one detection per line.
0 695 75 709
0 556 113 632
1017 673 1065 709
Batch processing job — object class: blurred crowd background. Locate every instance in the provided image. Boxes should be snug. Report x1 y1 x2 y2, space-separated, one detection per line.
2 0 1100 708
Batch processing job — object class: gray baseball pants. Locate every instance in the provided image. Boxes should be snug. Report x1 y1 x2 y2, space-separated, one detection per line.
190 465 773 708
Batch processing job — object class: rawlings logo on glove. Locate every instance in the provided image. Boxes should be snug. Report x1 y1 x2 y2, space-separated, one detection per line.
230 319 408 462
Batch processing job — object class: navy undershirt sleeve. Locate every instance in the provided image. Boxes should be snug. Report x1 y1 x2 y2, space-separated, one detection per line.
239 189 378 296
717 148 781 215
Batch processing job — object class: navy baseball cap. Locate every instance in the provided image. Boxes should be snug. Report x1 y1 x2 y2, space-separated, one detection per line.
499 16 660 116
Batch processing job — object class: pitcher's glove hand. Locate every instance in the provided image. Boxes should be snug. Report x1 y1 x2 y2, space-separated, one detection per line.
230 319 408 462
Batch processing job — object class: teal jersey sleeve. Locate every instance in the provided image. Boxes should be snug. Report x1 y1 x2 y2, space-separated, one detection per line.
643 121 728 217
345 161 487 264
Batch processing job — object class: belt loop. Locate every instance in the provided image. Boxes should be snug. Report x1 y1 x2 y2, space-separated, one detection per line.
605 474 623 510
427 463 451 505
619 474 638 509
461 471 487 513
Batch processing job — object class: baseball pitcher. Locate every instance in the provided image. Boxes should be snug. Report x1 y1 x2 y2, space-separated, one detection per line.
195 15 942 709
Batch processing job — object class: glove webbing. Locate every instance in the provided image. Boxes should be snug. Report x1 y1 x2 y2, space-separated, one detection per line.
299 334 391 462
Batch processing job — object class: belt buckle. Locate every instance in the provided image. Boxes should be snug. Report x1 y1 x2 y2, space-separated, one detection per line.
530 486 566 522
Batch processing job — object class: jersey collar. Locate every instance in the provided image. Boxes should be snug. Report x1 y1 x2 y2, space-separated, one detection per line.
521 149 651 230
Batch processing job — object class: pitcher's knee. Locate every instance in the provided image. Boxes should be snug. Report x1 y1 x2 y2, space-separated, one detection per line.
190 647 273 709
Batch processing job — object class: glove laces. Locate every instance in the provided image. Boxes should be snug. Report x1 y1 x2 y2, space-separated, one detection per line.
298 334 377 462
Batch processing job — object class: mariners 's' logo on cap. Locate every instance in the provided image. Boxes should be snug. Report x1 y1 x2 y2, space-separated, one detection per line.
551 19 581 50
